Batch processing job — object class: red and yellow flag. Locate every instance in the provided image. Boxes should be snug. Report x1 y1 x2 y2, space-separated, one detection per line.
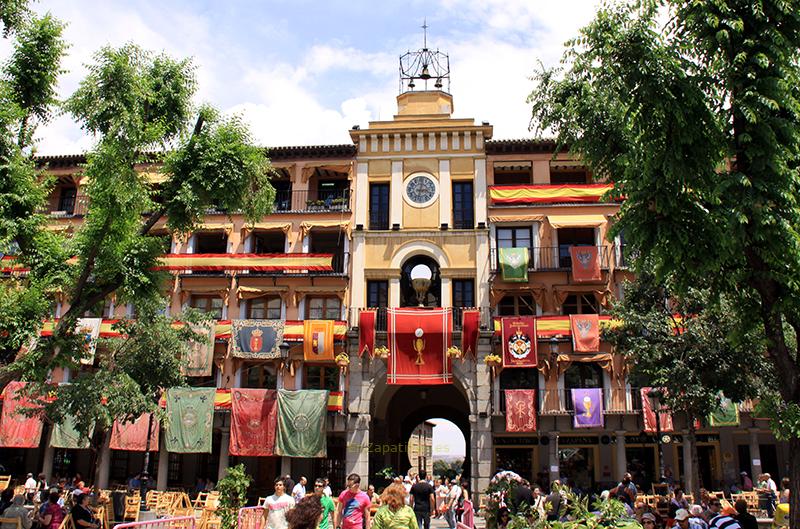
303 320 335 362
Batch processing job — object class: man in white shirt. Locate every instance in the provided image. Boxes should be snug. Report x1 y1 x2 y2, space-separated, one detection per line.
23 474 36 504
444 479 462 529
323 478 332 497
292 476 307 503
263 477 295 529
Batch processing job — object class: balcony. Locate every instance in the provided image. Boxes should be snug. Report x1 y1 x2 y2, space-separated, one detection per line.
351 307 491 333
41 193 89 217
490 245 612 272
530 388 642 415
273 189 350 213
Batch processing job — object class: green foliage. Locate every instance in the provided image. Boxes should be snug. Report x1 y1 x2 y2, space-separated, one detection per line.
0 0 31 35
432 459 463 481
217 464 252 529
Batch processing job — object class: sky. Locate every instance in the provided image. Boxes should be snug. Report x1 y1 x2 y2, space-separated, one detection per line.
430 418 465 458
6 0 604 155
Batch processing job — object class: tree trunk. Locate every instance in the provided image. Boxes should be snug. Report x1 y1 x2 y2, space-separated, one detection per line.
92 429 109 493
790 436 800 529
688 421 700 498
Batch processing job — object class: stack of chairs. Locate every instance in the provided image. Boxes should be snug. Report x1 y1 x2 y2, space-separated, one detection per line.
123 492 141 522
0 476 11 491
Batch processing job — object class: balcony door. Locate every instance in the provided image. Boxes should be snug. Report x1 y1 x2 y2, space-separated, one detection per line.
556 227 595 268
309 230 345 273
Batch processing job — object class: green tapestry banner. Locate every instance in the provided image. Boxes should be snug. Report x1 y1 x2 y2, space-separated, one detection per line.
164 387 216 453
51 416 93 449
709 396 740 427
499 247 529 282
275 389 328 458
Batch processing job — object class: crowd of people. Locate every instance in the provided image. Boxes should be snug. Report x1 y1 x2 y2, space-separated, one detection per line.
0 479 100 529
261 471 471 529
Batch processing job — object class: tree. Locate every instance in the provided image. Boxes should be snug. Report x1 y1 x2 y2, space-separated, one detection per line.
529 2 800 524
0 27 276 483
433 458 463 481
603 268 769 493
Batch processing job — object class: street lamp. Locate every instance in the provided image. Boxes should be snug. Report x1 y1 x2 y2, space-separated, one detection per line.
647 388 665 483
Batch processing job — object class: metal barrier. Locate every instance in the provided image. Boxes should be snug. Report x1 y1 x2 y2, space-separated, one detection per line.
113 515 196 529
238 507 265 529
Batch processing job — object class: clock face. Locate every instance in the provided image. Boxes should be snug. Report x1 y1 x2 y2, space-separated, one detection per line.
405 175 437 206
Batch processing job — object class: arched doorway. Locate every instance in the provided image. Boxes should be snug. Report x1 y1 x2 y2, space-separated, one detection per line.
370 382 470 488
400 255 441 307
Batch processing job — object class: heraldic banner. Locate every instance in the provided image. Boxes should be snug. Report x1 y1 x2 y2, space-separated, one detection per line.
275 389 328 458
498 247 529 282
110 414 159 451
230 389 278 456
570 314 600 352
569 246 601 282
387 307 453 385
231 319 284 359
572 388 604 429
76 317 102 365
303 320 335 362
182 321 216 377
358 309 376 358
709 396 740 427
51 416 93 449
640 387 674 433
505 390 537 432
0 381 42 448
501 316 537 368
461 309 480 358
164 387 215 453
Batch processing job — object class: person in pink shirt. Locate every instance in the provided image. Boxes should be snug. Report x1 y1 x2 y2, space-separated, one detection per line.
335 474 371 529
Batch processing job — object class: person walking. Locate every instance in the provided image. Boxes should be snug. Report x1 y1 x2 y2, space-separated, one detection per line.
371 484 418 529
409 470 435 529
435 478 447 517
23 474 36 504
443 480 461 529
335 474 371 529
293 477 308 503
313 479 335 529
739 473 753 492
264 477 296 529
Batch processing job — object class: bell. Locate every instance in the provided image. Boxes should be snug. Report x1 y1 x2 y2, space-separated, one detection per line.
434 78 442 89
408 79 416 89
420 65 431 80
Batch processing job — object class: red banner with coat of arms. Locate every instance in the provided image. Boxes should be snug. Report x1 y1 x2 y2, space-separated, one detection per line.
229 388 278 456
501 317 537 368
570 246 601 282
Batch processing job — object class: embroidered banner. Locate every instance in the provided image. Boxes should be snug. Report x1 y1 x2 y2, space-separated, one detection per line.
230 389 278 457
76 318 102 365
570 314 600 352
387 308 453 385
572 388 604 429
358 310 376 358
640 387 674 433
51 416 93 449
569 246 601 282
303 320 335 362
501 317 537 368
461 310 480 359
110 414 160 451
498 248 529 282
0 382 43 448
709 396 740 427
505 390 537 432
231 319 284 359
182 321 216 377
164 387 215 453
275 389 328 458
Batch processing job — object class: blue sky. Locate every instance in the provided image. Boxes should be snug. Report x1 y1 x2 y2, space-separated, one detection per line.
9 1 602 154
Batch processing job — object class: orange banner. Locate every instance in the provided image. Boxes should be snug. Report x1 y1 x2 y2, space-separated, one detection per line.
303 320 335 362
570 246 601 282
570 314 600 352
489 184 614 204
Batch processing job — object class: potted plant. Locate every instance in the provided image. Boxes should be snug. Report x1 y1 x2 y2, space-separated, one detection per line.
373 345 390 359
447 346 463 360
335 352 350 369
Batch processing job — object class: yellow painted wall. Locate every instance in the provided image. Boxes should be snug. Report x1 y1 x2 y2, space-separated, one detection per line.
403 202 439 229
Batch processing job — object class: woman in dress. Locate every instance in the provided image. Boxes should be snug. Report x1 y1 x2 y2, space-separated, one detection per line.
435 478 448 518
371 484 418 529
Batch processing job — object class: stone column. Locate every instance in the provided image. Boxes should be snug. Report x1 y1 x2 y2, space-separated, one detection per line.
96 433 112 489
548 432 560 483
471 331 494 500
157 432 169 491
749 428 763 478
42 429 55 481
682 430 694 494
218 427 231 480
615 431 627 481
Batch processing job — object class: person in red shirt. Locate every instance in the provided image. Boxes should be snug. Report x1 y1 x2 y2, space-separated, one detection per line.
335 474 370 529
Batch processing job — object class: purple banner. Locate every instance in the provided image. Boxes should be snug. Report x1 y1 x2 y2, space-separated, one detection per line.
572 388 603 429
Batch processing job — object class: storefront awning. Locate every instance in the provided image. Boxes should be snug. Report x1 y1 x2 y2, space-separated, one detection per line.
547 214 607 228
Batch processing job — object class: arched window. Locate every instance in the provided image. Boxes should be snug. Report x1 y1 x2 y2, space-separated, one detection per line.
400 255 441 307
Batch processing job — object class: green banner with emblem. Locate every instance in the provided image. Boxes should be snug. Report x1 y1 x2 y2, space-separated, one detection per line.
164 387 216 453
708 396 740 427
275 389 328 458
499 247 529 282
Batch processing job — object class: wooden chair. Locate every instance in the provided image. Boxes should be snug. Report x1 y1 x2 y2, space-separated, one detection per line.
0 517 22 529
57 515 76 529
123 495 140 522
712 491 726 499
193 492 209 510
0 476 11 490
256 497 267 507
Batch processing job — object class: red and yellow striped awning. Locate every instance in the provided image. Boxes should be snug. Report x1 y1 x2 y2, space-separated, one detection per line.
154 253 333 272
489 184 616 205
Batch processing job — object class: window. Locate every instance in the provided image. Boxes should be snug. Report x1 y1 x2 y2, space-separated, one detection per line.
367 281 388 308
556 227 595 268
497 227 533 248
564 363 603 389
452 279 475 308
244 363 277 389
57 187 77 214
189 295 224 319
493 162 532 185
497 294 536 316
561 294 599 315
305 366 339 390
317 180 349 205
310 231 345 273
307 297 341 320
369 184 390 230
194 233 227 254
452 181 474 229
247 296 281 319
550 169 589 185
253 231 285 253
273 180 292 212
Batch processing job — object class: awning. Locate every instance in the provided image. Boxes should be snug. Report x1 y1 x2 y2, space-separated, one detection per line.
488 214 545 223
236 285 289 300
553 285 612 307
241 222 292 235
193 223 235 235
300 163 352 182
154 254 333 272
300 220 351 239
547 214 607 228
490 185 613 205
